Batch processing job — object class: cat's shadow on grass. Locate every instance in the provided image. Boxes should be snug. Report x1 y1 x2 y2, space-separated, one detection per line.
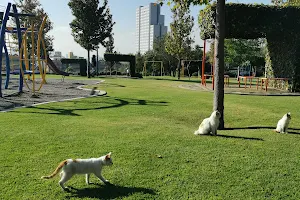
223 126 300 135
200 134 264 141
65 183 156 199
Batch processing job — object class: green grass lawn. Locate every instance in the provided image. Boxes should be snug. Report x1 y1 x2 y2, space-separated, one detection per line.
1 76 300 199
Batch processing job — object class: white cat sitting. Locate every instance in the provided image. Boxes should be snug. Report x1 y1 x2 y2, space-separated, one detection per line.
194 110 221 135
41 152 113 191
274 112 291 133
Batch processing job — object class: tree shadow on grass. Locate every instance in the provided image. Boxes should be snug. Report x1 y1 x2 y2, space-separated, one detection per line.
65 183 156 199
151 77 200 84
12 96 168 116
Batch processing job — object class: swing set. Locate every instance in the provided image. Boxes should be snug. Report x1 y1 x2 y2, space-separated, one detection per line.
143 61 164 76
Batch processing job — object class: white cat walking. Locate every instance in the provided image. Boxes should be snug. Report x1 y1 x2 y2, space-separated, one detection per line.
41 152 113 191
275 112 291 133
194 110 221 135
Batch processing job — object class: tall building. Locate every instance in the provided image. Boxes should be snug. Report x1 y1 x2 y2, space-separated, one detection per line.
136 3 168 54
68 52 74 59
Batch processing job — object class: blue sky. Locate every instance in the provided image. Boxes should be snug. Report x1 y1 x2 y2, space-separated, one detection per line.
0 0 271 59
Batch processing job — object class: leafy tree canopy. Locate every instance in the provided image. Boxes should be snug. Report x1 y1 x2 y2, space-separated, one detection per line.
68 0 115 51
14 0 54 52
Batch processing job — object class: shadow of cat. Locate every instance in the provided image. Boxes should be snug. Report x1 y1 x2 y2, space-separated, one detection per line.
65 183 156 199
223 126 300 135
199 134 263 141
216 134 264 141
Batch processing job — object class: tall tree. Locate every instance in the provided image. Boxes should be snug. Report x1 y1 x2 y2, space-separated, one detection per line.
14 0 54 52
160 0 225 129
68 0 115 78
105 35 116 75
165 1 194 80
191 44 203 60
105 35 115 53
224 39 264 68
186 44 203 78
213 0 225 129
143 50 157 75
153 36 177 76
135 52 144 73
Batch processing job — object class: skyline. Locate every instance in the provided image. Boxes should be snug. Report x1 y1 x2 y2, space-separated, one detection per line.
0 0 272 59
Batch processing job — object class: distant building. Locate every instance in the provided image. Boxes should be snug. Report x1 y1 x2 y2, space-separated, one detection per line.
48 51 63 71
68 52 74 59
136 3 168 54
50 51 62 60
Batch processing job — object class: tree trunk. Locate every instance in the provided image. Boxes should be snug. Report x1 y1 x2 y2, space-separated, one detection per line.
87 50 91 78
213 0 225 130
187 61 191 80
110 62 112 76
177 59 181 80
96 48 99 76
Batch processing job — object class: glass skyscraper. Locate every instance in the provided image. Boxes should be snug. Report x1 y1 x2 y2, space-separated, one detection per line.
136 3 168 54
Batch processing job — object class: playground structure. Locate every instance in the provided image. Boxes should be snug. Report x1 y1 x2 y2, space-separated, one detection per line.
143 61 164 76
0 2 47 96
0 3 28 97
200 39 289 92
237 65 256 77
201 39 230 90
0 2 67 97
199 40 289 92
238 76 289 91
19 15 48 94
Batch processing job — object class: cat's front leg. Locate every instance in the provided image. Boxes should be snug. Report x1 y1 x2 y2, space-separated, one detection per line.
94 172 110 184
86 174 90 185
211 127 217 135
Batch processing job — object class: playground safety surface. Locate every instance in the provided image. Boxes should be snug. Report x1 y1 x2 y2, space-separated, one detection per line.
0 78 105 111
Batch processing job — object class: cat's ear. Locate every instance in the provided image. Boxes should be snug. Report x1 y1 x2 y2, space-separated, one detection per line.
105 152 112 160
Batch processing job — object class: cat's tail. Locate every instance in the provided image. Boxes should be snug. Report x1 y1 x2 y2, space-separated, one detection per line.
41 160 67 179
